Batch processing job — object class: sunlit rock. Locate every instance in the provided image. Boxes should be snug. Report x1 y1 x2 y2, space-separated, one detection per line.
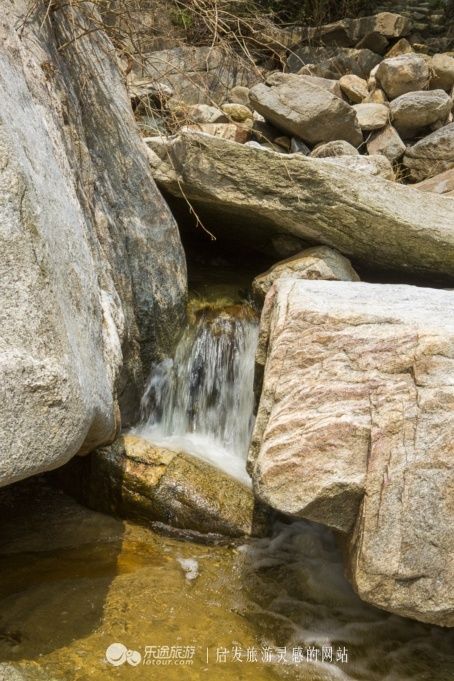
376 54 430 99
403 123 454 181
249 74 363 146
0 0 187 486
390 90 452 137
56 434 267 540
148 132 454 276
249 279 454 626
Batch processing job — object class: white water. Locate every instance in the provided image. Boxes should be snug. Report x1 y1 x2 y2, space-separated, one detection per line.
137 307 259 485
240 519 454 680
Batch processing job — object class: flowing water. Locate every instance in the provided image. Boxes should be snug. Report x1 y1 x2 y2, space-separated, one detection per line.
136 303 258 485
1 281 454 680
0 479 453 681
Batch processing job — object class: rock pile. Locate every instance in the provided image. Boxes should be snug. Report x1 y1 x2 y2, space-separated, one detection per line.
135 12 454 191
139 8 454 630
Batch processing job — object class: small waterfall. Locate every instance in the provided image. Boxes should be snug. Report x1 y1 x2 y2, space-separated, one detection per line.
137 305 259 484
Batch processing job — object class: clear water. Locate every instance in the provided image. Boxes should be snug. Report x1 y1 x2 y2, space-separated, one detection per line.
0 480 453 681
137 305 259 484
2 275 453 680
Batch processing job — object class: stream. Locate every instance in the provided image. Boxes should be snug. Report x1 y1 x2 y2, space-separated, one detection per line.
0 264 453 681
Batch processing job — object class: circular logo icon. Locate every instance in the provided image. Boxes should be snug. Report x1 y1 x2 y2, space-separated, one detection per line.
127 649 142 666
106 642 128 666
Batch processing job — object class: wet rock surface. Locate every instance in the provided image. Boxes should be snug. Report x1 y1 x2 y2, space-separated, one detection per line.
0 479 453 680
54 435 266 540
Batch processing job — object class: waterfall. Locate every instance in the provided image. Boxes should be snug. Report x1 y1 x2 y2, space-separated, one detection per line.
137 305 259 485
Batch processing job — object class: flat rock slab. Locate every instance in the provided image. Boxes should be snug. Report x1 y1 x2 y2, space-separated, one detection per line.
248 280 454 627
148 132 454 277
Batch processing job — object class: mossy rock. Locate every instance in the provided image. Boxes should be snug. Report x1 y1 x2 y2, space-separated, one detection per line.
54 435 269 541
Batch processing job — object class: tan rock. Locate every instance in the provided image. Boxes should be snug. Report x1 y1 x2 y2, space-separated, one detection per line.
180 122 250 143
412 168 454 196
58 434 266 539
376 54 430 99
221 102 253 122
297 12 411 48
385 37 413 58
353 103 389 130
292 48 382 80
364 88 388 104
367 124 406 162
339 74 369 103
249 279 454 626
252 246 359 304
430 53 454 92
310 140 360 158
390 90 452 137
403 122 454 181
355 12 412 39
266 73 343 99
228 85 251 106
250 76 363 146
183 103 225 123
148 132 454 276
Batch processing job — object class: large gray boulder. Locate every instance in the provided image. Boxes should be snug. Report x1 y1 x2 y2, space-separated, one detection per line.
249 75 363 146
403 123 454 181
390 90 452 137
430 53 454 92
0 1 186 486
248 279 454 627
148 132 454 277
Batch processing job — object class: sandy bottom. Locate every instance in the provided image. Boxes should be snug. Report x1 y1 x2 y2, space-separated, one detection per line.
0 479 453 681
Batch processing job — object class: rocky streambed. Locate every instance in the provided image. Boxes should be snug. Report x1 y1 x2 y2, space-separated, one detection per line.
1 479 454 681
1 0 454 679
